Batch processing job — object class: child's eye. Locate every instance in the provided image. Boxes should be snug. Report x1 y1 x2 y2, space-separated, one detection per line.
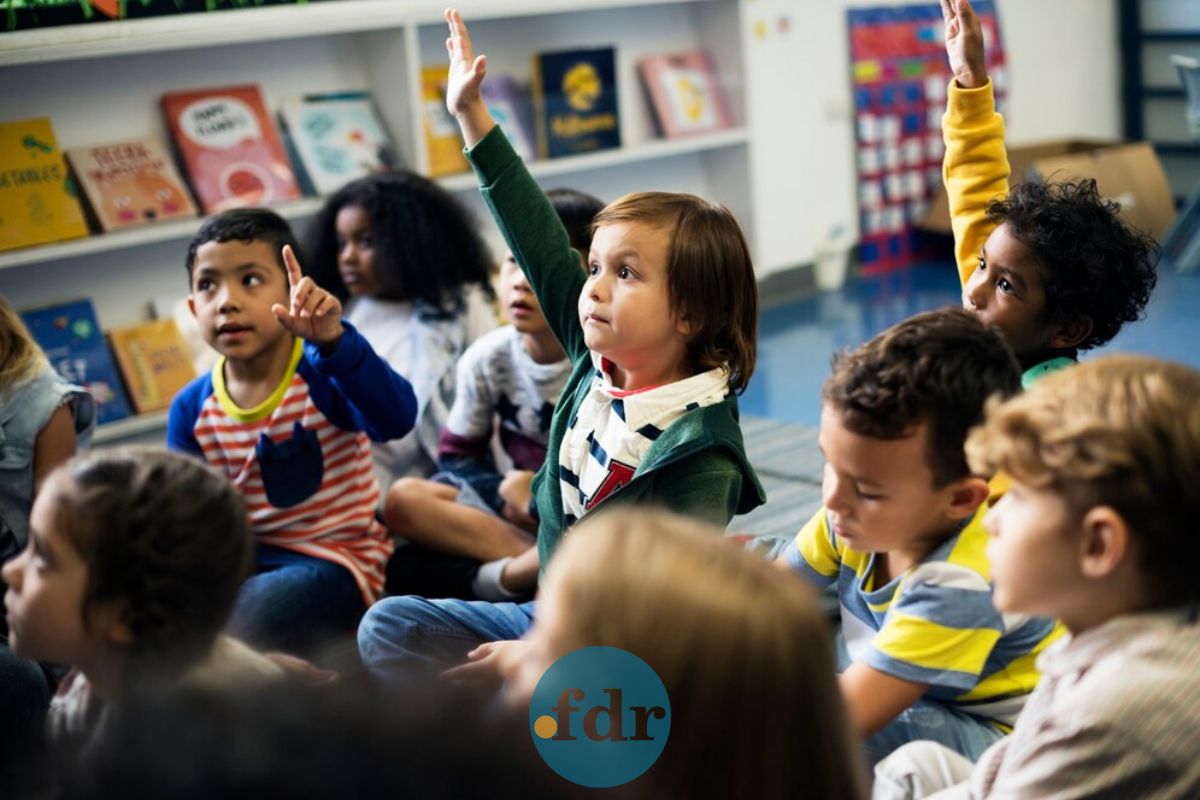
996 278 1014 294
587 263 600 276
197 278 214 291
243 274 263 287
359 234 373 250
855 485 883 501
618 266 632 279
976 255 987 273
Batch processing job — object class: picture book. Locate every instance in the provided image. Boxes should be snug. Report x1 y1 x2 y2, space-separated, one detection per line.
107 318 196 414
0 117 89 252
421 66 469 177
639 50 734 138
532 46 621 159
65 136 198 232
20 299 131 426
278 92 396 196
161 84 301 213
481 76 537 162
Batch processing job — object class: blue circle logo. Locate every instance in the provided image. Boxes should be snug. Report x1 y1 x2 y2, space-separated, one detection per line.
528 646 671 788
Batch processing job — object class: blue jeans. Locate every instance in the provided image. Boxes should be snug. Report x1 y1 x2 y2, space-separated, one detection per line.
228 545 366 655
863 699 1006 768
358 596 536 683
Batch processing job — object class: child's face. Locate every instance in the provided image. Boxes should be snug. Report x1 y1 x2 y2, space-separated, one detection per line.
499 252 552 338
964 223 1059 357
580 222 690 372
188 239 292 361
818 404 972 555
334 205 379 298
2 474 97 664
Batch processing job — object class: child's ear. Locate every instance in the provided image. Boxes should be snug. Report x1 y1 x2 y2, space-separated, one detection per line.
187 295 197 318
1078 505 1131 580
674 314 697 340
944 476 990 522
1049 317 1093 350
89 601 136 647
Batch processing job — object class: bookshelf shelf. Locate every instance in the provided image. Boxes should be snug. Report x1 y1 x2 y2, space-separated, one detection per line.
93 410 170 445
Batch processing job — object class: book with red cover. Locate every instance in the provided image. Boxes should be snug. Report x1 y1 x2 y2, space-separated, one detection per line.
66 136 198 232
161 84 301 213
638 50 734 139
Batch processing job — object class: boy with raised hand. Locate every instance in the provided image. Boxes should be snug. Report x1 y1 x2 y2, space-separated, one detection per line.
940 0 1157 387
776 307 1062 767
874 355 1200 799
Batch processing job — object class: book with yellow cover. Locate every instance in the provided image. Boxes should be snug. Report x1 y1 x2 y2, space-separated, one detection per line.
421 65 469 177
0 117 89 252
107 318 196 414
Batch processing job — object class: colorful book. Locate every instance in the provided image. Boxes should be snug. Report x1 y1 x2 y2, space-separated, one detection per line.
482 76 537 162
161 84 301 213
532 46 621 159
278 92 396 196
107 318 196 414
0 117 89 252
65 136 198 232
639 50 734 138
20 299 131 426
421 66 469 177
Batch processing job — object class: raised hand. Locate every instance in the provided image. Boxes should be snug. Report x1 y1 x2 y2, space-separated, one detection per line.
271 244 344 349
940 0 988 89
444 7 497 147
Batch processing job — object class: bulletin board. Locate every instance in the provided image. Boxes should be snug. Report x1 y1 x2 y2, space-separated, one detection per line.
849 2 1007 274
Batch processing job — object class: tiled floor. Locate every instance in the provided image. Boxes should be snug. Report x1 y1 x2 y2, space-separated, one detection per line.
742 260 1200 427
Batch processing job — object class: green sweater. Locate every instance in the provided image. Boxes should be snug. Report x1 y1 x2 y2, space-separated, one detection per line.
465 127 766 573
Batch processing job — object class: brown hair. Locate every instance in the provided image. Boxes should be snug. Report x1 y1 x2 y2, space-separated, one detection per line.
592 192 758 393
0 293 47 389
54 449 252 673
823 307 1021 486
966 355 1200 608
544 507 865 799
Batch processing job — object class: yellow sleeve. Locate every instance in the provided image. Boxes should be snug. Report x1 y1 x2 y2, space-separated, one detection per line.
943 80 1010 287
782 506 842 586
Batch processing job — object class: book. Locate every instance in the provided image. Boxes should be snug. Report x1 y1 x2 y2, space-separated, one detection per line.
532 46 621 159
278 92 396 196
481 76 537 162
639 50 734 139
421 66 469 177
161 84 301 213
0 117 89 252
65 136 198 232
107 318 196 414
20 299 132 426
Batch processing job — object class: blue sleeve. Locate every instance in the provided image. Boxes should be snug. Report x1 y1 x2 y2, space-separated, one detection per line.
166 374 211 458
302 320 418 443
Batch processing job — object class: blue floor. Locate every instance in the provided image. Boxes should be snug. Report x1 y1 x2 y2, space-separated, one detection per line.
743 260 1200 427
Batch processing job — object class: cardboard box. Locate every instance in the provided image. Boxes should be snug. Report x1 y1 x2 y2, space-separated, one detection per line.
922 140 1177 238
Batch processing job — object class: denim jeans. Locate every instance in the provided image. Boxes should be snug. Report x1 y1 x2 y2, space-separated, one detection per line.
228 545 366 656
358 596 536 683
863 699 1005 768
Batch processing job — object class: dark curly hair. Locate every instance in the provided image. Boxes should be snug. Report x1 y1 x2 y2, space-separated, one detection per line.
986 179 1160 350
823 307 1022 486
54 449 252 674
302 172 495 311
184 208 300 285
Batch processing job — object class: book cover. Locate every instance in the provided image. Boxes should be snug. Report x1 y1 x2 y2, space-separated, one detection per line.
481 76 537 163
20 299 131 426
107 318 196 414
65 136 198 232
161 84 301 213
639 50 734 138
421 66 469 177
0 117 89 252
532 47 620 159
278 92 396 196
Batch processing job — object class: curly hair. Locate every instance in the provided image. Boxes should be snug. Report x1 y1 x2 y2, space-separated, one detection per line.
302 172 495 311
54 449 252 673
184 208 300 284
823 307 1022 486
986 179 1160 350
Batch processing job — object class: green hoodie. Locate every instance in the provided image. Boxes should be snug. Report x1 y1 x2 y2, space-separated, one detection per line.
465 127 766 574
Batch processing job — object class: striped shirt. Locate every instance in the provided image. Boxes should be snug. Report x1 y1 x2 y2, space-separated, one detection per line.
783 505 1062 727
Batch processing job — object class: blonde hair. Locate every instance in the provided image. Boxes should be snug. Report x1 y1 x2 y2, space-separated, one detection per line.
544 507 865 799
0 293 47 389
966 355 1200 607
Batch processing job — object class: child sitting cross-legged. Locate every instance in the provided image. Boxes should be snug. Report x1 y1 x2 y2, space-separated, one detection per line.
775 307 1063 768
874 355 1200 799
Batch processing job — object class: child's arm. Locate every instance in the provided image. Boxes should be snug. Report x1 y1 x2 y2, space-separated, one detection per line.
444 9 588 361
940 0 1011 287
775 507 843 587
840 663 930 737
32 405 74 494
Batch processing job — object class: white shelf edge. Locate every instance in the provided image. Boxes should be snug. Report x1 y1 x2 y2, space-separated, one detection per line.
0 197 325 271
437 127 750 191
92 410 169 445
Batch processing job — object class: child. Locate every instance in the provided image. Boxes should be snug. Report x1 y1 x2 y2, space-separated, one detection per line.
357 9 765 681
302 172 498 486
940 0 1158 386
776 307 1062 767
168 208 417 655
874 356 1200 799
383 188 603 600
482 507 866 799
2 449 282 754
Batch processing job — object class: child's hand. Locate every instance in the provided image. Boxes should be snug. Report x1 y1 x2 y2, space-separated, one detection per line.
440 639 531 693
271 244 345 351
444 8 497 147
498 469 537 531
940 0 988 90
